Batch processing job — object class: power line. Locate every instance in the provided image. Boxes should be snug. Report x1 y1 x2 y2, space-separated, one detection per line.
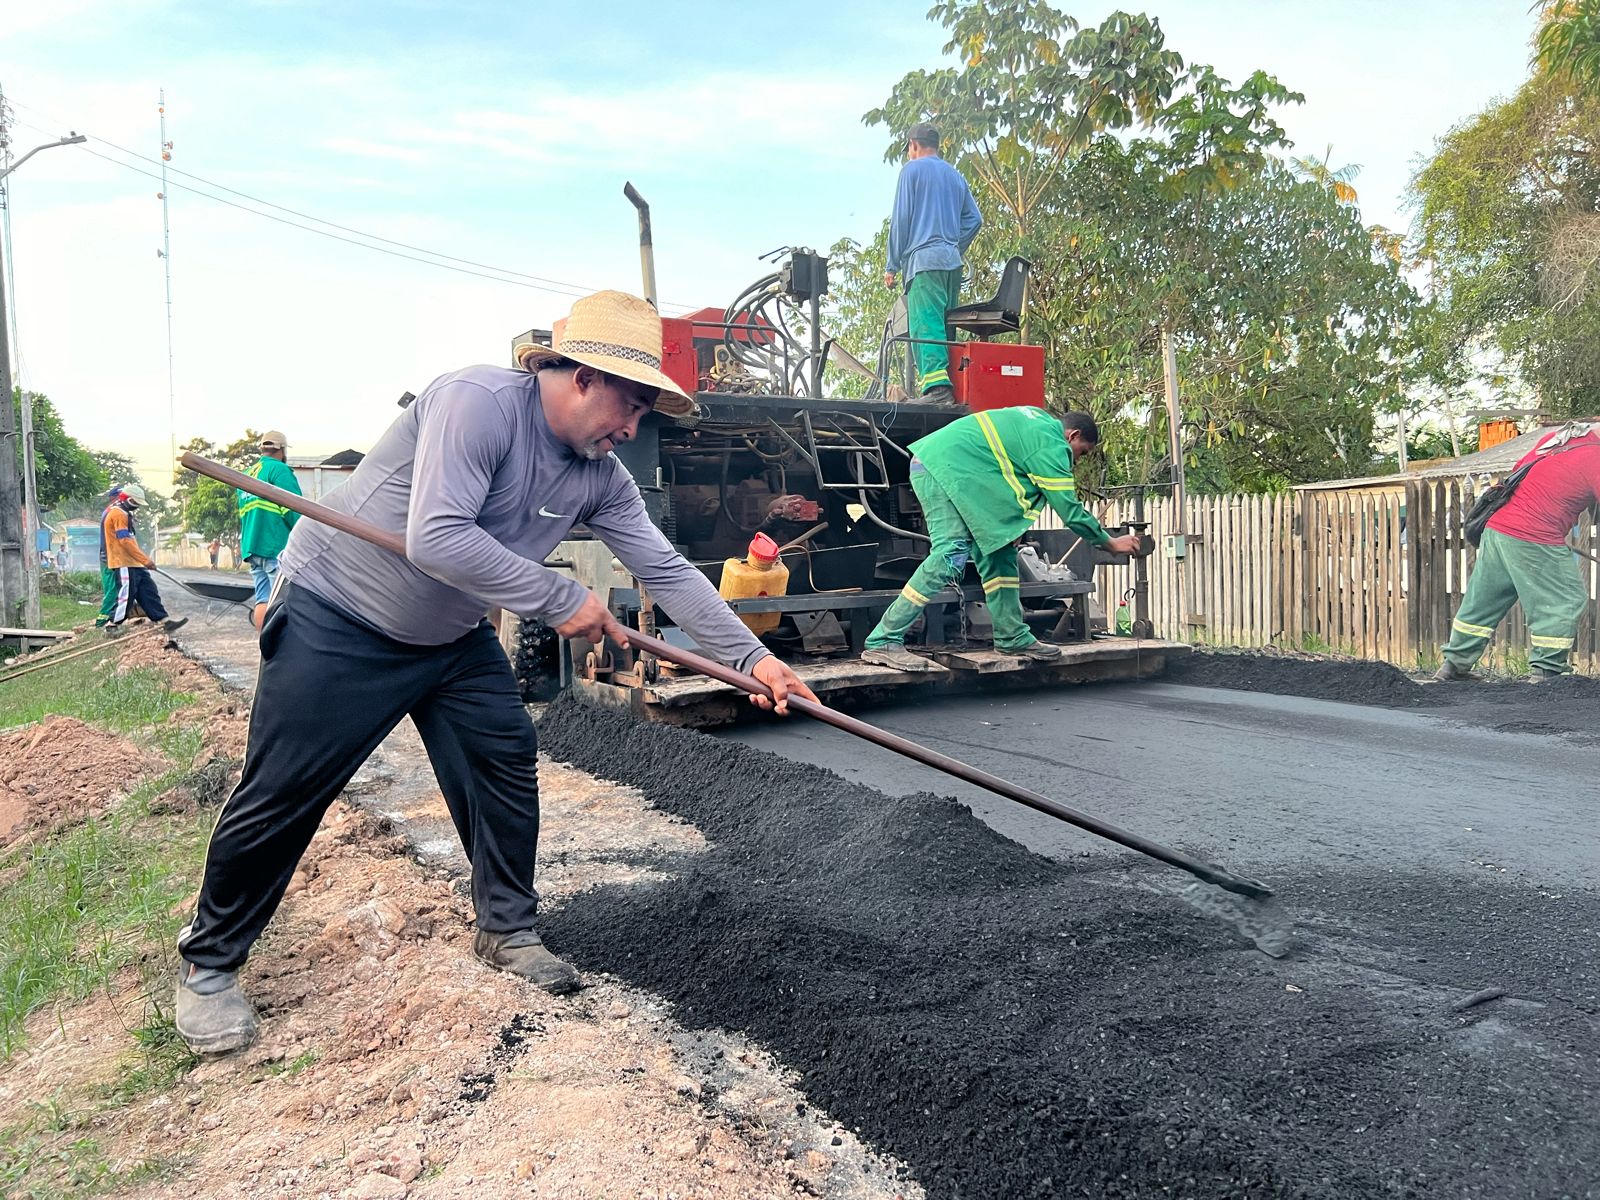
80 146 596 296
7 97 700 312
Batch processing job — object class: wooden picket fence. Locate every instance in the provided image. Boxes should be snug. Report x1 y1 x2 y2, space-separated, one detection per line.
1054 480 1599 673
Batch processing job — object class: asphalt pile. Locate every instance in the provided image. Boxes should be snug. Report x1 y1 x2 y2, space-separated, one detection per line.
539 695 1600 1199
1164 650 1433 708
1169 648 1600 743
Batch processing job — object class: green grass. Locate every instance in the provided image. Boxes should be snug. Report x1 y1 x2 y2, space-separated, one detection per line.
269 1049 319 1079
95 1016 198 1108
0 650 194 734
0 607 221 1196
0 761 215 1060
0 1111 183 1199
35 573 104 634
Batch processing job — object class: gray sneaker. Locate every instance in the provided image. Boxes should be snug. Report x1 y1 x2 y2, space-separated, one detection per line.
1528 669 1566 684
1434 659 1475 682
861 645 936 673
163 617 189 635
174 964 258 1055
473 929 579 994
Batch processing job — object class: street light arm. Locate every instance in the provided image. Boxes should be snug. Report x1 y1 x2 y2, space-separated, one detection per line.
0 134 87 183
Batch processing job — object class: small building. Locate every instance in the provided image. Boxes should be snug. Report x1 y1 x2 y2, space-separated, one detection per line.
1290 420 1597 498
287 449 364 501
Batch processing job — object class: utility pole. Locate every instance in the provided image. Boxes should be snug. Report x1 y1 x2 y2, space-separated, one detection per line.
0 207 22 628
0 91 86 628
1161 325 1189 631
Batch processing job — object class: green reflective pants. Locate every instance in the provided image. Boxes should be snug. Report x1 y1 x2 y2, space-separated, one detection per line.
864 468 1031 651
97 566 116 626
906 268 960 394
1441 527 1590 675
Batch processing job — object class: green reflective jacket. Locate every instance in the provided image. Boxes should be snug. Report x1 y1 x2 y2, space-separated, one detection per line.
910 407 1110 554
238 456 302 559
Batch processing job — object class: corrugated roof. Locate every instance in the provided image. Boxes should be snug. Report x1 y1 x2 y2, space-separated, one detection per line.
1293 421 1597 491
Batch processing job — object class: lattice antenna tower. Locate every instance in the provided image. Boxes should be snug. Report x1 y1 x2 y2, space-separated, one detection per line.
158 89 176 466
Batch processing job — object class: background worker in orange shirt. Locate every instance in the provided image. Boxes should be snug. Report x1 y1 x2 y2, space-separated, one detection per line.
102 484 188 636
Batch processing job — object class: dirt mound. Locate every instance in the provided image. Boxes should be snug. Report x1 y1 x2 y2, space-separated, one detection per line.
538 694 1600 1199
1165 648 1434 707
115 635 252 759
0 716 150 848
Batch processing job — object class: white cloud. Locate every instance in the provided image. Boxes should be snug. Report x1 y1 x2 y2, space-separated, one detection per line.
319 136 429 165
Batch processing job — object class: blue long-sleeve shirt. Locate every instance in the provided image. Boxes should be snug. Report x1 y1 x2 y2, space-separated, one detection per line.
886 155 982 281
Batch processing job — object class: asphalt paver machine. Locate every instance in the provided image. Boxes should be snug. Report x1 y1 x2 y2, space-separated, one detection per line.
514 187 1186 724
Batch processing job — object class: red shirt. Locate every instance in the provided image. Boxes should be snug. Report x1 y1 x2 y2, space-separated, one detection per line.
1486 427 1600 546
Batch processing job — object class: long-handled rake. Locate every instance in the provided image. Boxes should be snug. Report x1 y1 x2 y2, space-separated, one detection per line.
185 451 1292 957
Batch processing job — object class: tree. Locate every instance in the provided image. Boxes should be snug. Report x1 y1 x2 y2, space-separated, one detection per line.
1410 14 1600 417
172 432 262 556
830 0 1415 491
13 389 106 510
1537 0 1600 97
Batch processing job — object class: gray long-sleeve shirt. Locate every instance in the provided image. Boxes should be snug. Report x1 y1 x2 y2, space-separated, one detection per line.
278 364 770 671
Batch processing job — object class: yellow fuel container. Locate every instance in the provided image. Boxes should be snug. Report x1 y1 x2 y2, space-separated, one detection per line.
720 532 789 636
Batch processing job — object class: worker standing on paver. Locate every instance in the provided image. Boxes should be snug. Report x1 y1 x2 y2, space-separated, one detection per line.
237 430 302 629
861 407 1142 670
174 290 820 1055
1438 422 1599 681
102 484 187 636
885 121 982 405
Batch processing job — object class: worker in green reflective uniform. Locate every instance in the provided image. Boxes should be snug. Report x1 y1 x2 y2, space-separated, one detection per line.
861 407 1141 671
237 431 302 629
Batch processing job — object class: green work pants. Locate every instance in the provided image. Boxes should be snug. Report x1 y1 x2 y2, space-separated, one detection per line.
864 468 1031 651
1441 527 1590 675
906 268 960 394
97 566 116 626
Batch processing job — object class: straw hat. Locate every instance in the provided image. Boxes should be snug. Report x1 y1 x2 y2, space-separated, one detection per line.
514 290 694 417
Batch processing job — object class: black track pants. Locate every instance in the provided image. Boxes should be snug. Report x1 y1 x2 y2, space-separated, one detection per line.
109 566 169 623
180 584 541 971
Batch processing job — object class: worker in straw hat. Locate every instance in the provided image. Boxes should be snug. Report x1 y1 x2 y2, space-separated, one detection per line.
237 429 302 629
174 289 819 1055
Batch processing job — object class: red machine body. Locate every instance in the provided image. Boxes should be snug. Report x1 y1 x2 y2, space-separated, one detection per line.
949 341 1046 411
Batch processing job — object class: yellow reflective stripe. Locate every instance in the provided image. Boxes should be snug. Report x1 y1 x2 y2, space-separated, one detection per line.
1026 474 1075 488
239 498 289 516
1529 634 1575 649
982 576 1019 594
975 411 1029 512
900 584 930 606
1451 619 1495 638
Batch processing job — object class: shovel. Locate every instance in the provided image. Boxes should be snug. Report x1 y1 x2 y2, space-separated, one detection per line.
183 451 1292 957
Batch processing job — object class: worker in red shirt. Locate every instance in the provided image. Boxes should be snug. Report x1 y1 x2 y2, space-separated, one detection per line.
1438 423 1598 681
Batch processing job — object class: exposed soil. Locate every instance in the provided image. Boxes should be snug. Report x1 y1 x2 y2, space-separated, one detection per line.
0 716 151 849
1 592 919 1200
1164 648 1434 708
538 694 1600 1200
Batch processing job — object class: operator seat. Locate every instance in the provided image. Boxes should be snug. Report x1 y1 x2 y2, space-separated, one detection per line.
946 255 1032 339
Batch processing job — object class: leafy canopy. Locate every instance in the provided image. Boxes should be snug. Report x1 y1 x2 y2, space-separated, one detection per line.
833 2 1416 491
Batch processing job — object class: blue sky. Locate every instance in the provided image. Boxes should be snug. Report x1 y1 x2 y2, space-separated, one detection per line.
4 0 1534 485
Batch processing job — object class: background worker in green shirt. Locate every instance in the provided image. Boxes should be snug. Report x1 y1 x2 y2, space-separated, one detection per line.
238 430 302 629
861 407 1142 671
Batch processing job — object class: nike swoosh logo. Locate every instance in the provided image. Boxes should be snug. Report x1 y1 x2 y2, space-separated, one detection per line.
538 505 568 519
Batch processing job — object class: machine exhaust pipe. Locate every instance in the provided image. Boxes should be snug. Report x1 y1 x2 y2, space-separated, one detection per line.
623 181 658 310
